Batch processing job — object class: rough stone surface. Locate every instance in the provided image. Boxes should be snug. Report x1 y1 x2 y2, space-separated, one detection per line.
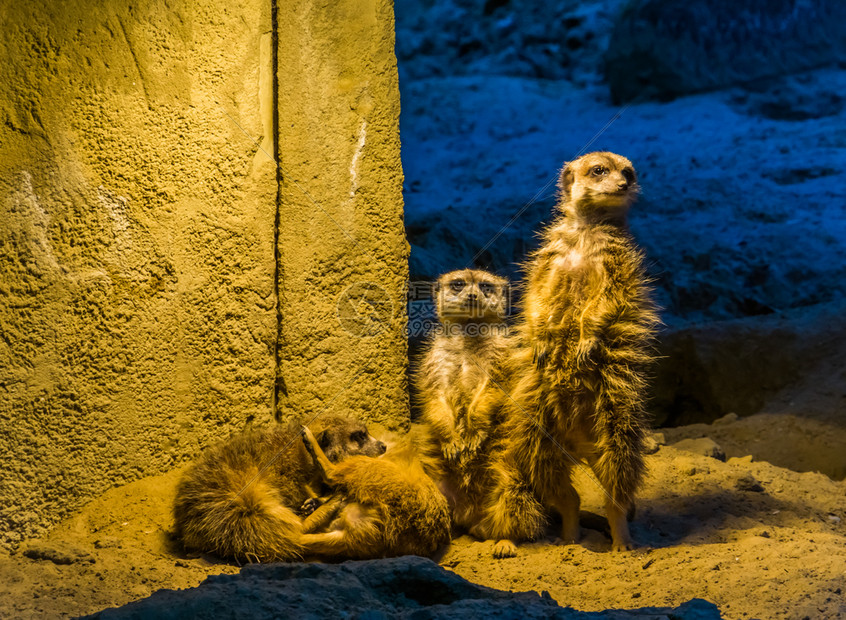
0 0 409 550
22 543 95 566
394 0 628 86
650 299 846 427
663 412 846 481
671 437 726 462
0 0 277 550
85 556 722 619
605 0 846 103
399 66 846 328
275 0 410 431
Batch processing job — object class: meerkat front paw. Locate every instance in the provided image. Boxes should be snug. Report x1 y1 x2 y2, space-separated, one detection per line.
492 539 518 559
442 438 463 462
442 430 478 463
299 497 322 516
612 541 635 552
532 344 549 369
462 429 487 455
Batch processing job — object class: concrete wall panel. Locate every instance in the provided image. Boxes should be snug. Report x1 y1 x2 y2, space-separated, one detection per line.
0 0 278 548
275 0 410 431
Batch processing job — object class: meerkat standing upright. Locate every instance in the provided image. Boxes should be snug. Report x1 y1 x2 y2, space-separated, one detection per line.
477 151 660 557
414 269 519 531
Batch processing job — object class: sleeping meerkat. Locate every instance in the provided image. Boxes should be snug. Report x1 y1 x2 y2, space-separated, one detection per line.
173 415 386 563
477 151 660 557
414 269 513 531
298 426 451 559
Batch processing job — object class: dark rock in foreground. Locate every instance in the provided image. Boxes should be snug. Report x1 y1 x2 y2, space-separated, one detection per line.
606 0 846 103
86 556 721 619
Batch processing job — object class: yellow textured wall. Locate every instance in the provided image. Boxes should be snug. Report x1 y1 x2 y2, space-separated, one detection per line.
275 0 410 430
0 0 408 550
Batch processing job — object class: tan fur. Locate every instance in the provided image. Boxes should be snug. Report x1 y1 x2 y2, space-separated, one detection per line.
172 415 385 563
298 427 451 559
476 152 660 556
414 269 512 530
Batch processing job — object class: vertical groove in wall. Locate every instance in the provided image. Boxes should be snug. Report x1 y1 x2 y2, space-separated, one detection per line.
270 0 283 419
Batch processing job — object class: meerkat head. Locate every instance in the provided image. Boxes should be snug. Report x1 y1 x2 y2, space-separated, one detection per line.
311 415 387 461
557 151 638 222
433 269 509 326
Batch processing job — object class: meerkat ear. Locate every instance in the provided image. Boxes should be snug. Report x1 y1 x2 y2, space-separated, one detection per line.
558 163 575 200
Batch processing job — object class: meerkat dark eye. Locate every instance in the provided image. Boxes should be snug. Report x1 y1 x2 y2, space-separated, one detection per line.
622 168 635 184
478 282 495 296
349 430 366 443
449 280 466 293
590 165 608 177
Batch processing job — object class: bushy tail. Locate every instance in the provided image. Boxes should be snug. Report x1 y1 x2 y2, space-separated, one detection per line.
590 368 649 507
470 459 546 542
174 469 304 563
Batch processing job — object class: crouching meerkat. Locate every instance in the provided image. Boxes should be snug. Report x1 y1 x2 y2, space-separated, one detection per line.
414 269 512 531
477 151 660 557
173 415 386 563
298 426 452 559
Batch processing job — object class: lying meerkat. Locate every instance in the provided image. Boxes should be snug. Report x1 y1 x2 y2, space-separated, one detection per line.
298 426 451 559
173 415 385 563
414 269 512 530
477 151 660 557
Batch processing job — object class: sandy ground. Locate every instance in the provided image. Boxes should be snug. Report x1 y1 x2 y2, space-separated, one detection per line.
1 399 845 619
4 2 844 617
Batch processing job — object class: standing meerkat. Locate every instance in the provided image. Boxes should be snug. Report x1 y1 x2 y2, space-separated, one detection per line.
414 269 514 530
173 415 385 563
298 426 452 559
477 151 660 557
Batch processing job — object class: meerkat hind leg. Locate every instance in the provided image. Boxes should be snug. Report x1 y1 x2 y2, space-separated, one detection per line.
606 497 634 552
300 530 349 556
302 495 345 534
549 482 581 544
